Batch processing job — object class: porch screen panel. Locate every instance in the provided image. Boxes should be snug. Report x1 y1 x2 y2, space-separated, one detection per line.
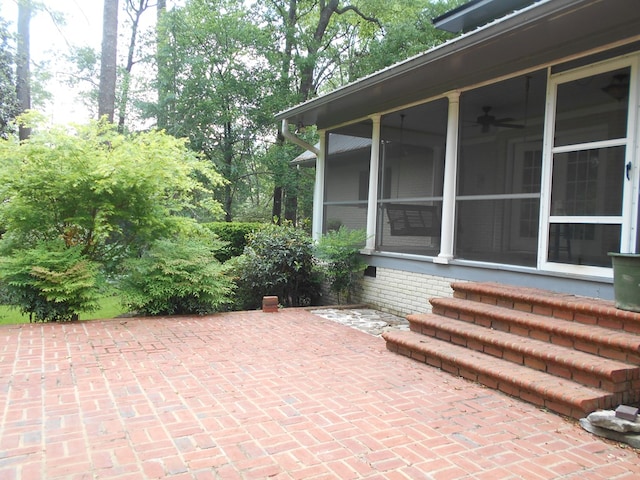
547 224 621 267
456 70 546 266
554 68 629 147
547 65 631 267
323 131 371 232
376 99 447 256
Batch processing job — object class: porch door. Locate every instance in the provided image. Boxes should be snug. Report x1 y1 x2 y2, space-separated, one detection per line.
540 56 639 276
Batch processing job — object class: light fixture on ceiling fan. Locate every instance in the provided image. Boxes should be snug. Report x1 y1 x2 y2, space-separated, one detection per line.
602 73 629 102
476 106 524 133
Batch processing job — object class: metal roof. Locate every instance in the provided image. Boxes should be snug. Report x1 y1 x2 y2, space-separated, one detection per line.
275 0 640 131
291 134 371 166
432 0 538 33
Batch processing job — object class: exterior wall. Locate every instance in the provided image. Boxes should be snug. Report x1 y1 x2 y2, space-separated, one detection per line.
354 268 457 317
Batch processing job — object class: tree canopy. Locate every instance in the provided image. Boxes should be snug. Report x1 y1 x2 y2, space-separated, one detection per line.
0 114 225 264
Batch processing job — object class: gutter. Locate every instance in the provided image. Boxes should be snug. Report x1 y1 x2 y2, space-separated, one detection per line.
281 119 319 156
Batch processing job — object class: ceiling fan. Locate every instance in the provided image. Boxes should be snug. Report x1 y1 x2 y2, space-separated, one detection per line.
476 106 524 133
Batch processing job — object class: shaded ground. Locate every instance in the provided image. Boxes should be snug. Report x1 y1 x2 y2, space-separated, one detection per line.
0 308 638 479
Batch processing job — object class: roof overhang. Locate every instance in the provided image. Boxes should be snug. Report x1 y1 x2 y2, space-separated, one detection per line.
276 0 640 131
432 0 537 33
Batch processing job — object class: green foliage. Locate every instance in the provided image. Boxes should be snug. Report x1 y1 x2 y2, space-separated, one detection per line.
315 227 367 303
229 223 321 309
204 222 264 262
120 236 235 316
345 0 464 82
0 241 99 322
0 118 226 320
0 117 225 268
0 18 19 139
155 0 278 221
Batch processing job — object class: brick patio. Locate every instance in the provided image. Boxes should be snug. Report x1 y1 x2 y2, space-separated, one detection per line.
1 309 639 479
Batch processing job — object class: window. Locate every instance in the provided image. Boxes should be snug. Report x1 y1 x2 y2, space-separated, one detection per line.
544 63 633 269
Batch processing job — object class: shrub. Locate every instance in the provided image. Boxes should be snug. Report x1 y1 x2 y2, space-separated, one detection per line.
315 227 367 303
0 117 225 268
204 222 264 262
229 223 322 309
120 236 234 316
0 241 100 322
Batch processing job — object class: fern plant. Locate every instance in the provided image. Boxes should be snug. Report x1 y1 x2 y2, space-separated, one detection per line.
0 241 99 322
120 236 234 315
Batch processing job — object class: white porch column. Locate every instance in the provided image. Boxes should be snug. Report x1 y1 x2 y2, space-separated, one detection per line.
312 130 326 242
435 91 460 263
364 115 382 252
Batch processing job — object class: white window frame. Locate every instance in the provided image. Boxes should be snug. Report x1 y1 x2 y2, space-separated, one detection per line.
539 54 640 277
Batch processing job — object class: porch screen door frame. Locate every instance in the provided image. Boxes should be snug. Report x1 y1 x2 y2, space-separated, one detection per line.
539 55 639 277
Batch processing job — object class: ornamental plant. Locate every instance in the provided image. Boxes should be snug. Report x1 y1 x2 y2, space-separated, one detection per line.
120 236 234 316
315 227 367 304
229 223 322 309
0 241 99 322
0 115 227 321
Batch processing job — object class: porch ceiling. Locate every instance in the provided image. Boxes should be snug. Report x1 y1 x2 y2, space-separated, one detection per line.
275 0 640 131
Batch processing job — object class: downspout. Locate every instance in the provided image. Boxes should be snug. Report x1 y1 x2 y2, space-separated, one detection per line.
281 119 319 156
312 133 326 242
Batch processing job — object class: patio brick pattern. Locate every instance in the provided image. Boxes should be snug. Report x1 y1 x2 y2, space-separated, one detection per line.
1 309 639 479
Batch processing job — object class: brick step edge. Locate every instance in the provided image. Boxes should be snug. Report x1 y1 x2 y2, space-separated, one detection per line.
450 282 640 334
407 313 639 391
382 330 616 419
429 297 640 364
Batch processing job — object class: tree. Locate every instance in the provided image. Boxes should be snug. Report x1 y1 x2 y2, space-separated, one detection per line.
0 115 225 265
344 0 463 81
16 0 32 140
156 0 170 130
0 18 19 139
117 0 153 131
158 0 277 222
263 0 383 224
145 0 463 225
98 0 119 122
0 115 227 320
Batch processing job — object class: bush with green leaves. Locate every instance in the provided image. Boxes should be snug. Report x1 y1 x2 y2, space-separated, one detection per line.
204 222 264 262
0 115 227 321
315 227 367 303
120 236 234 316
0 241 100 322
0 115 225 267
229 223 322 309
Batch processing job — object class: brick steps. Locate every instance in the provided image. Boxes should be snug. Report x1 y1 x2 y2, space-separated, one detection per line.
452 281 640 334
430 298 640 364
383 330 615 418
382 282 640 419
406 313 638 392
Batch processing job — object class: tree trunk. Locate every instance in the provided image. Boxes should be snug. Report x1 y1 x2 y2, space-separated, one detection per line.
223 120 233 222
16 1 31 140
98 0 119 122
156 0 169 130
272 186 283 224
284 189 297 224
118 0 148 132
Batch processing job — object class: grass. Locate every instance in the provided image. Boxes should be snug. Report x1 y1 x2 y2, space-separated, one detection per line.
0 295 130 325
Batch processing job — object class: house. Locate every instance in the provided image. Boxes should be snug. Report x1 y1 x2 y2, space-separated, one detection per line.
278 0 640 318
